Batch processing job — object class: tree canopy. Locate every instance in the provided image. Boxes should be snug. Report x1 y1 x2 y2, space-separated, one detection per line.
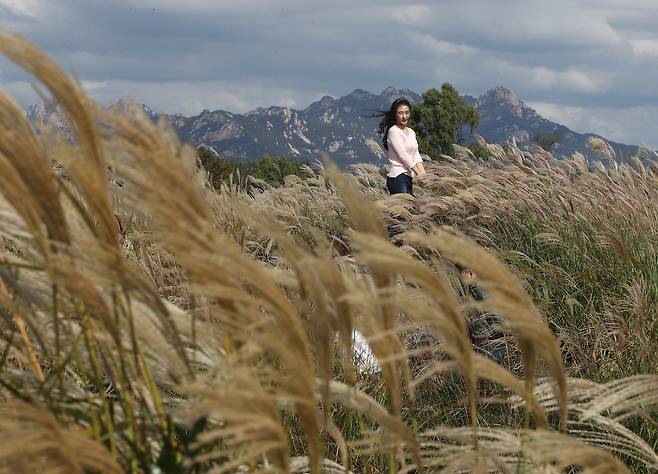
197 147 307 189
410 83 480 157
533 131 564 151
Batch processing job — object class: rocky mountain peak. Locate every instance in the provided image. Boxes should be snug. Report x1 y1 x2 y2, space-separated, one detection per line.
245 107 267 116
380 86 420 104
478 85 523 107
23 85 642 167
26 101 61 122
492 85 514 96
303 95 336 114
345 88 376 100
381 86 402 97
319 95 336 106
476 85 530 119
25 101 73 136
108 99 155 118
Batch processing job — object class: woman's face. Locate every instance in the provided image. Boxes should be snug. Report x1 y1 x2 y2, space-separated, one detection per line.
395 104 410 127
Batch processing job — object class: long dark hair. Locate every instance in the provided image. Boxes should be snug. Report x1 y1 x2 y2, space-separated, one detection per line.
374 98 412 150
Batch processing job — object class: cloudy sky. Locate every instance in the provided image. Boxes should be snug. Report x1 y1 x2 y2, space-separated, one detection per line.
1 0 657 147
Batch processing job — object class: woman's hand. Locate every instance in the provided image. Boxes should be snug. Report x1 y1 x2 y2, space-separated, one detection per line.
412 162 426 176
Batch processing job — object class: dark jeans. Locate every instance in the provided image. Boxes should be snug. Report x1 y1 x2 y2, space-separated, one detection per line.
387 173 413 195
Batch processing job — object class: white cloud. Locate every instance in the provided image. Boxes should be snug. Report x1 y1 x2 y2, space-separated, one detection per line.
81 80 107 91
530 68 600 92
0 0 37 16
0 0 657 148
630 39 658 58
91 80 330 116
389 1 624 51
411 33 479 56
528 101 658 149
1 80 38 106
388 4 433 26
492 60 603 93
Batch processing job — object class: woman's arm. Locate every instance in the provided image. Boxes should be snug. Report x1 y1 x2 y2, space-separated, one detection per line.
411 130 426 175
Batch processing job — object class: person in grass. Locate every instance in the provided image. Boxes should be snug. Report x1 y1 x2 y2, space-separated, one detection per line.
377 98 426 195
457 264 507 364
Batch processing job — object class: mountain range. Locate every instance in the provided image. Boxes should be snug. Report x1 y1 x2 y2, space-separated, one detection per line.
26 86 642 166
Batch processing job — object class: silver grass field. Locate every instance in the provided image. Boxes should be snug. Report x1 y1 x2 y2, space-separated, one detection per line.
0 33 657 473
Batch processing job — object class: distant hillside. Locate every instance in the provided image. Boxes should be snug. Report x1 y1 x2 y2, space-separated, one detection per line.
26 86 644 166
160 87 422 166
464 86 639 161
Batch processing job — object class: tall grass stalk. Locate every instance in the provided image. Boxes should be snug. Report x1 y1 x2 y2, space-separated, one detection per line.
0 33 656 473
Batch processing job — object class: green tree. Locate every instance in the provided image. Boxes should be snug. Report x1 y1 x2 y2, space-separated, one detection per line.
410 83 480 156
533 131 564 151
249 154 306 185
196 146 240 189
197 147 308 188
468 142 489 160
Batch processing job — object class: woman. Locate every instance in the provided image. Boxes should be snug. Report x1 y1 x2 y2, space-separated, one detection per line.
377 98 425 195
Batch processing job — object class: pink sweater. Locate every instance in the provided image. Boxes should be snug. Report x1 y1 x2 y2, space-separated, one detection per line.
386 125 423 178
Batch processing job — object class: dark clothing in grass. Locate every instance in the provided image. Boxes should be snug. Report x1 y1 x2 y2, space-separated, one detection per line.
466 285 507 363
386 173 413 195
